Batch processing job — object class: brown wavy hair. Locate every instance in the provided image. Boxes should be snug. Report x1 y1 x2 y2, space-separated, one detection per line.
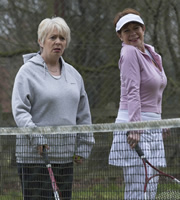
114 8 141 29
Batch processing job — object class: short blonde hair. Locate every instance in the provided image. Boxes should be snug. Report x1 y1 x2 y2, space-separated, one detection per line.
38 17 71 48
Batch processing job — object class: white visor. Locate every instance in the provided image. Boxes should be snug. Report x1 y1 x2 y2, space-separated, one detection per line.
115 13 144 32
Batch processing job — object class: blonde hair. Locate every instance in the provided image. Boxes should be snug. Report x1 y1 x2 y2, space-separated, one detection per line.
38 17 71 49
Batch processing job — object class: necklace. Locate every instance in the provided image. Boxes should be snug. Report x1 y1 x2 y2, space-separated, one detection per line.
47 61 61 74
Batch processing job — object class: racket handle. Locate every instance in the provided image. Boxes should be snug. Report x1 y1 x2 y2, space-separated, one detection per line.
135 144 147 162
135 144 144 158
126 132 146 160
43 146 50 166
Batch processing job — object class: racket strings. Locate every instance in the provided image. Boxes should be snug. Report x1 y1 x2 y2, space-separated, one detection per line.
155 176 180 200
156 191 180 200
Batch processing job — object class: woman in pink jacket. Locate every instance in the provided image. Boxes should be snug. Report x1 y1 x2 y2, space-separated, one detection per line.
109 8 167 200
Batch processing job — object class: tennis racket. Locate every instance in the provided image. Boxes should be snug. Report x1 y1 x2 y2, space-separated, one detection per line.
134 143 180 199
42 147 62 200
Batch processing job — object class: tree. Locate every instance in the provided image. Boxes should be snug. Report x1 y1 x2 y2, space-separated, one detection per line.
0 0 180 124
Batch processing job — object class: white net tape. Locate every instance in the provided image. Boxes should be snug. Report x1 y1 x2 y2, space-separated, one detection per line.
1 118 180 135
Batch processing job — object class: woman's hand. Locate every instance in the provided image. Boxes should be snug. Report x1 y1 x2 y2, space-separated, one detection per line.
162 128 170 139
73 155 83 165
127 131 141 149
37 144 49 156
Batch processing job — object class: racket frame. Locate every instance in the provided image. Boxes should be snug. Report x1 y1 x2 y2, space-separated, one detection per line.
135 144 180 199
43 148 62 200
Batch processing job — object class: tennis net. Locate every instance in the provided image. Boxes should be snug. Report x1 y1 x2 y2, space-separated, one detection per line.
0 118 180 199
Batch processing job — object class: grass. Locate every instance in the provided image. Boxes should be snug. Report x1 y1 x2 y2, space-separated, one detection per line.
0 190 23 200
0 185 124 200
72 183 124 200
1 183 179 200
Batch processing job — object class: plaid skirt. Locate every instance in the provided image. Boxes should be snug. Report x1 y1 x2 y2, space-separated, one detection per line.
109 110 166 167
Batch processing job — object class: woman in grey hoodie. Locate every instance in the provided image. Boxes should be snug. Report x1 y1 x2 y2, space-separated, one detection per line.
12 17 95 200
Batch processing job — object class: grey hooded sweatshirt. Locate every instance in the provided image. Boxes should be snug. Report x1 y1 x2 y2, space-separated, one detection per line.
12 53 95 163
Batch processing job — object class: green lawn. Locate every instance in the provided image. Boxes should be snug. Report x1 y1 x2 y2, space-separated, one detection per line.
0 184 124 200
0 191 23 200
72 183 124 200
